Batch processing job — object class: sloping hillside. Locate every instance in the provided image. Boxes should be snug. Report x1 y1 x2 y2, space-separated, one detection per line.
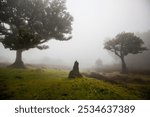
0 68 147 99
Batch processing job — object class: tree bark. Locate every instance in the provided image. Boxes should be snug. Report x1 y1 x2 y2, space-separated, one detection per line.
121 56 127 73
9 50 25 68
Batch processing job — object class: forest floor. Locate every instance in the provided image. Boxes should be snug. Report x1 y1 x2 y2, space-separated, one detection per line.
0 67 150 100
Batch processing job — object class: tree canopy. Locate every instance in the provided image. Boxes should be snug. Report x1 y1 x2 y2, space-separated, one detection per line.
104 32 148 73
0 0 73 50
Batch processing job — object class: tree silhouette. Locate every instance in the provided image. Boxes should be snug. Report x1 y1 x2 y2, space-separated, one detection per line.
104 32 148 73
0 0 73 68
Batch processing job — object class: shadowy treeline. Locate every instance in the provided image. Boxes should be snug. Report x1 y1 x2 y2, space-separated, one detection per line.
127 31 150 70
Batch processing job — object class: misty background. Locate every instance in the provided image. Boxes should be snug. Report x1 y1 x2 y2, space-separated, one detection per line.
0 0 150 70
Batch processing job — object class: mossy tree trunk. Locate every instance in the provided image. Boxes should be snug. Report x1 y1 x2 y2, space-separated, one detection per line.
10 50 25 68
121 56 127 74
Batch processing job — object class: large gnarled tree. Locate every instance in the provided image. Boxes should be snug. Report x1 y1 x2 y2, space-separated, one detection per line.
0 0 73 68
104 32 148 73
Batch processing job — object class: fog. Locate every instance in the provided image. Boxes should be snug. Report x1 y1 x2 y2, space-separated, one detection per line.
0 0 150 69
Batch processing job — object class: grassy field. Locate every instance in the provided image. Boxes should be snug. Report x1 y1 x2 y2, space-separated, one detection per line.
0 68 150 100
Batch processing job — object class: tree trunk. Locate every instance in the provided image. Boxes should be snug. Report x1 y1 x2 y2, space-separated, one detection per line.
9 50 25 68
121 57 127 74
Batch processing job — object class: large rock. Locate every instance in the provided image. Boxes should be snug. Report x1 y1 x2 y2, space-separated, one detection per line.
68 61 82 78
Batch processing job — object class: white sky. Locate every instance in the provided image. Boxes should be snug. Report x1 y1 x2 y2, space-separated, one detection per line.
0 0 150 68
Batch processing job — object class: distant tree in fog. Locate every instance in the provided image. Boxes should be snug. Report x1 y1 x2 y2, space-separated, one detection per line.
104 32 148 73
95 59 103 67
0 0 73 68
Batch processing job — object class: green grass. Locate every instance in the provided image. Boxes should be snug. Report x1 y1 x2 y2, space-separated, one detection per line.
0 68 148 100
